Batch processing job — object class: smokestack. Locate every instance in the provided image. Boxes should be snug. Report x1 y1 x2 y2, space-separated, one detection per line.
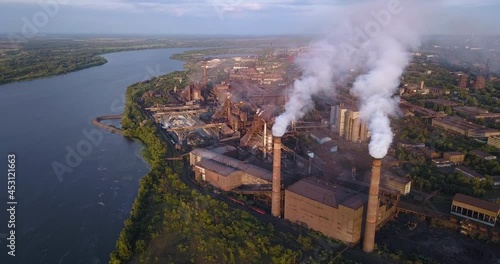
263 122 267 159
363 158 382 253
272 136 282 217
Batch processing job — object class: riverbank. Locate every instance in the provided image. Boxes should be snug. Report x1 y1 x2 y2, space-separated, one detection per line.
0 48 189 264
92 115 125 135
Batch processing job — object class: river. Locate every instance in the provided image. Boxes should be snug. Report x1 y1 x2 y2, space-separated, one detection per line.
0 48 188 264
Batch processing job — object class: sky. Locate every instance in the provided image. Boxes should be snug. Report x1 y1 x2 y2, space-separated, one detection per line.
1 0 500 36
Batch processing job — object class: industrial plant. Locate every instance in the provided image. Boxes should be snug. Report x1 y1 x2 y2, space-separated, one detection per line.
140 51 500 251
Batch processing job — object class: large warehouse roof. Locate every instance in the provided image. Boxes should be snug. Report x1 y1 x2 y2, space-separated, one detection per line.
191 148 272 182
196 159 238 177
287 177 363 210
453 193 500 214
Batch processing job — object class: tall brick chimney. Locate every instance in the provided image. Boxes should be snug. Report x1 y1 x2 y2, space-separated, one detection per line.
363 158 382 253
272 137 282 217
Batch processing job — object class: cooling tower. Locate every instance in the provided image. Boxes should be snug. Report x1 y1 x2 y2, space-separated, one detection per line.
363 158 382 253
272 137 282 217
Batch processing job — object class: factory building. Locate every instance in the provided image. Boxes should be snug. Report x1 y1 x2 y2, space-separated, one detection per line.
426 99 460 108
331 104 369 142
473 76 487 90
455 166 485 181
432 116 500 138
189 146 402 247
284 178 365 244
451 193 500 227
456 72 469 89
284 176 401 245
488 136 500 149
470 150 497 161
190 148 273 191
443 151 465 164
453 106 490 119
384 176 412 196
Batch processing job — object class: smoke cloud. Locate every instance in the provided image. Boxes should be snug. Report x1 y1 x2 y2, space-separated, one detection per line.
273 0 426 158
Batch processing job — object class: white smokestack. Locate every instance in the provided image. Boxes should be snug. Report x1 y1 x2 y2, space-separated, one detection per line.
273 1 427 156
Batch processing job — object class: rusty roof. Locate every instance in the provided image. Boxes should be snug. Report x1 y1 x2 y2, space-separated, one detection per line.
191 148 272 182
388 176 411 185
286 177 363 209
444 151 465 156
196 159 238 177
453 193 500 214
470 150 496 159
340 194 365 210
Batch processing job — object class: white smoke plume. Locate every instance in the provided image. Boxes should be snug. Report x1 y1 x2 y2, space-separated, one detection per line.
352 36 416 158
272 39 355 137
273 0 426 158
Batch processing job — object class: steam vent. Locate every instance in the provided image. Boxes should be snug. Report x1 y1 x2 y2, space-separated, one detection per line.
272 137 282 217
363 158 382 253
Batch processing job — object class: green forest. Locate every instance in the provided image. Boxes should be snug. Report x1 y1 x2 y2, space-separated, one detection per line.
395 117 495 197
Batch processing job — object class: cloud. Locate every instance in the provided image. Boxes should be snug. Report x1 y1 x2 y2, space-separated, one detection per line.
0 0 366 15
1 0 499 35
442 0 500 7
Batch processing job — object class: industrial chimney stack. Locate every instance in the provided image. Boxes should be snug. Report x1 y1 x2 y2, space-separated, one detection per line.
272 137 282 217
363 158 382 253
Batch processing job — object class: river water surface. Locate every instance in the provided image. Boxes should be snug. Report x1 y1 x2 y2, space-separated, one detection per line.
0 48 188 264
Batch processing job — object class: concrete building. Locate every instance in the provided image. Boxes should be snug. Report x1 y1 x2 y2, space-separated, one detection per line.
284 176 400 246
470 150 497 161
416 147 441 159
488 136 500 149
190 148 273 191
475 128 500 138
426 99 460 108
331 104 348 135
429 87 450 95
331 104 369 142
451 193 500 227
473 76 487 90
432 116 500 138
454 106 488 117
284 178 365 244
457 73 469 89
385 176 412 196
310 130 332 145
344 110 369 142
443 151 465 164
493 176 500 187
455 166 485 181
432 158 454 168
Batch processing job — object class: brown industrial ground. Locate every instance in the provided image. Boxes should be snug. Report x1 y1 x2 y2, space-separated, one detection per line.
376 214 500 264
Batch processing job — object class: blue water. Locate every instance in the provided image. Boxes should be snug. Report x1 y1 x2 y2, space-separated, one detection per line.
0 48 188 264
